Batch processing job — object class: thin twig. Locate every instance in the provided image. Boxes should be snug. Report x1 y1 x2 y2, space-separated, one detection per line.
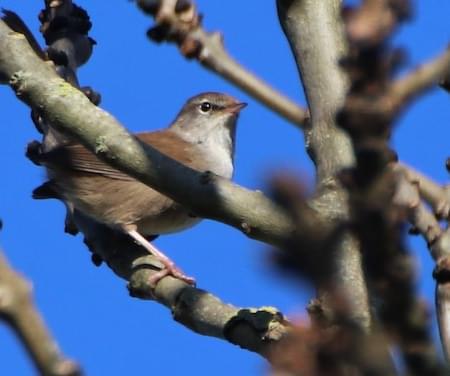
393 166 444 258
136 0 308 128
396 163 450 219
388 47 450 110
436 264 450 362
393 165 450 361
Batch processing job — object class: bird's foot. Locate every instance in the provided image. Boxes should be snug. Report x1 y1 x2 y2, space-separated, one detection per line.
148 258 196 287
124 227 196 288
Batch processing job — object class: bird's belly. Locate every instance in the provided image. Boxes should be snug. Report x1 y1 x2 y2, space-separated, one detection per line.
50 172 202 235
137 207 201 236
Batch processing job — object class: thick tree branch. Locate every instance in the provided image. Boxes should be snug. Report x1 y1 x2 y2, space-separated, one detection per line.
277 0 371 330
136 0 309 128
0 250 81 376
71 212 289 357
131 266 288 357
0 18 294 247
269 175 397 375
0 12 292 356
144 277 288 356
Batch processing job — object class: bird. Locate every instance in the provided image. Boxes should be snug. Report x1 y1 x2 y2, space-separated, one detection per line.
30 92 246 285
0 9 247 285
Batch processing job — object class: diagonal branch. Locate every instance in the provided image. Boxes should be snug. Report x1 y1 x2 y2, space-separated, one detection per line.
393 163 450 360
0 249 81 376
80 221 290 358
131 259 289 357
0 18 294 247
0 10 291 356
114 258 289 358
136 0 309 128
397 163 450 219
387 47 450 111
392 164 448 260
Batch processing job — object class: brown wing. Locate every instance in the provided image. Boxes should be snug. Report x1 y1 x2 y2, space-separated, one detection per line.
40 130 200 181
136 131 198 167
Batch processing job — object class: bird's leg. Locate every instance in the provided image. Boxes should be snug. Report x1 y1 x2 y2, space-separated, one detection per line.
124 227 195 287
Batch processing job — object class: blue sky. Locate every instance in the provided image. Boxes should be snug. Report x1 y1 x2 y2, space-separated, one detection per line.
0 1 449 375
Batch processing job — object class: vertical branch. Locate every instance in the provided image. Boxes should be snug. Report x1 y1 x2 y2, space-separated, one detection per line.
277 0 371 330
337 0 447 373
277 0 353 178
268 176 396 375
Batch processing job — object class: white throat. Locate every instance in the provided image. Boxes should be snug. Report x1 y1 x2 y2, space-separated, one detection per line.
197 129 234 179
172 117 236 179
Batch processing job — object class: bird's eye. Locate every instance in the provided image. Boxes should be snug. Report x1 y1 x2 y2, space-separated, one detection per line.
200 102 212 113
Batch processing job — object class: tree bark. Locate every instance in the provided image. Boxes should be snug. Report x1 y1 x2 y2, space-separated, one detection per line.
277 0 371 330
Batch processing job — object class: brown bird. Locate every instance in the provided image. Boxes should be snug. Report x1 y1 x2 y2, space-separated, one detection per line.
31 92 246 285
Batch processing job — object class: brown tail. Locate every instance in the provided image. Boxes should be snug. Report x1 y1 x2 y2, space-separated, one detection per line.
32 181 60 200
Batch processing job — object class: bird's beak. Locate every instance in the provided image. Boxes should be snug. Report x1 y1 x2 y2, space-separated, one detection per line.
223 102 247 114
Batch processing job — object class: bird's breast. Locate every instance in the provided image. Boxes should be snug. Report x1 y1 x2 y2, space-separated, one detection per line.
197 143 234 179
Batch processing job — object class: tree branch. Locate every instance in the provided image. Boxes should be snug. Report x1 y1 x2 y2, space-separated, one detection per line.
71 211 290 357
136 0 309 128
143 278 289 356
397 163 450 219
269 175 397 375
340 47 450 124
388 47 450 110
277 0 371 330
0 249 81 376
393 163 450 360
336 1 446 371
0 12 292 356
436 261 450 362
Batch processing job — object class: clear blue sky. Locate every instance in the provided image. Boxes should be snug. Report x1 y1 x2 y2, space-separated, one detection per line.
0 1 449 375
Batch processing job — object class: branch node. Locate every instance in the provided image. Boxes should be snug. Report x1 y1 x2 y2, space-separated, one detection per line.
240 222 251 235
180 35 202 58
434 257 450 284
94 136 109 155
9 70 26 91
224 307 288 346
